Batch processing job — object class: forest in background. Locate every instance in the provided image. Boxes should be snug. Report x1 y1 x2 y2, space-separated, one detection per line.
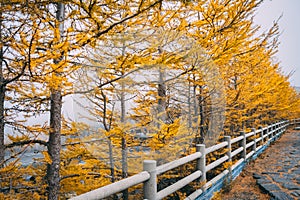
0 0 299 199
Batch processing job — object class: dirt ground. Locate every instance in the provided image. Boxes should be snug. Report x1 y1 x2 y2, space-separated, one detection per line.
218 129 299 200
219 164 271 200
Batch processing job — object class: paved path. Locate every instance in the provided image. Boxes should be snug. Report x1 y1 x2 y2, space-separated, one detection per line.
221 129 300 200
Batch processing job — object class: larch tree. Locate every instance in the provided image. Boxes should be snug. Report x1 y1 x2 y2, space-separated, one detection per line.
47 2 65 199
42 1 164 199
0 0 50 167
1 0 164 199
0 6 26 197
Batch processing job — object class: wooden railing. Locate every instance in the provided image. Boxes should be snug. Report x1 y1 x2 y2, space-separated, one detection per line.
71 120 296 200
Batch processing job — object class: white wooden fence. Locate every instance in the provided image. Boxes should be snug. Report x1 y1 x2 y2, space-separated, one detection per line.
71 119 299 200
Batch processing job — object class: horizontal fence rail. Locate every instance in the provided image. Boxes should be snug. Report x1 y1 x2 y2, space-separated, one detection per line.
71 119 297 200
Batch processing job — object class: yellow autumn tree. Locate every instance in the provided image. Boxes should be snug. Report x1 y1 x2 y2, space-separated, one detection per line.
1 0 164 199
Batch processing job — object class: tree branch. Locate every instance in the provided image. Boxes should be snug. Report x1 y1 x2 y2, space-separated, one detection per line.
5 139 48 149
60 174 80 181
81 0 162 46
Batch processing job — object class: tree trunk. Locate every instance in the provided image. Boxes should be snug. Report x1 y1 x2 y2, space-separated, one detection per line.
193 77 198 118
198 86 205 144
0 10 5 166
47 89 62 200
158 67 166 113
47 3 64 200
121 137 128 200
120 44 128 199
108 139 115 183
0 85 5 166
188 79 192 128
157 66 167 126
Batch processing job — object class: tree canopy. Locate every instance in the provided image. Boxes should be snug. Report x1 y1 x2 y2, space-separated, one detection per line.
0 0 299 199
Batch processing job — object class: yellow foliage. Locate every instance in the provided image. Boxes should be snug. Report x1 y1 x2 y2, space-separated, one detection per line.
1 0 299 199
211 191 222 200
223 161 233 169
42 151 52 164
7 135 30 143
149 119 181 150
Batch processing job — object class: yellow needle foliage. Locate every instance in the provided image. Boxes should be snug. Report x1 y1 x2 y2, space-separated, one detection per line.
0 0 299 199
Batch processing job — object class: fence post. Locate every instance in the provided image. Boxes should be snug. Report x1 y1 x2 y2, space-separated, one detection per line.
272 124 276 139
196 144 206 191
224 136 232 177
265 125 269 141
251 128 256 153
275 122 278 136
143 160 157 200
269 125 273 139
281 122 285 135
278 122 282 136
258 126 264 144
291 119 295 127
240 131 246 160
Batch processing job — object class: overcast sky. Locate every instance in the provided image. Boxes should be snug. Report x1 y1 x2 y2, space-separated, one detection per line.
254 0 300 86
